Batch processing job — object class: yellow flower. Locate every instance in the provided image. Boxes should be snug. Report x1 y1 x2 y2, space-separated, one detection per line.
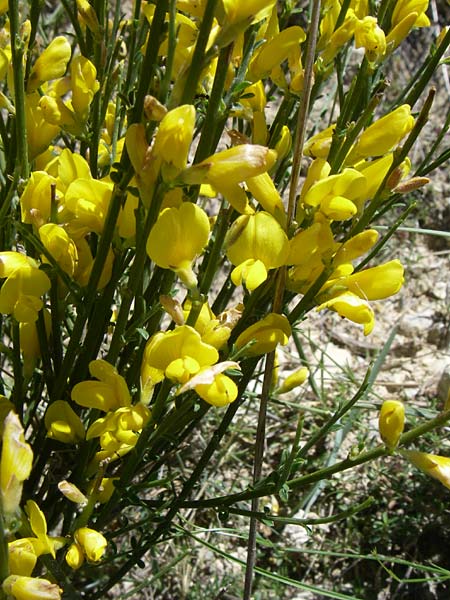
181 145 277 214
354 16 386 63
248 26 306 82
72 238 114 289
25 93 60 160
246 173 286 225
65 542 85 570
70 55 99 122
226 211 289 291
302 168 367 220
235 313 291 356
316 291 375 335
391 0 430 29
328 259 405 301
379 400 405 449
303 125 336 159
216 0 276 27
333 229 379 265
2 575 62 600
71 359 131 411
8 539 37 577
277 367 309 394
141 325 219 389
28 36 71 92
20 171 58 225
25 500 61 558
74 527 107 562
152 104 196 179
183 299 232 349
0 412 33 516
76 0 101 37
401 450 450 490
347 105 415 161
195 372 238 407
45 400 85 444
0 252 51 323
147 202 210 288
64 178 113 236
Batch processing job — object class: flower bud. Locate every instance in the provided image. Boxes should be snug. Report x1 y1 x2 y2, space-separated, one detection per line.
379 400 405 449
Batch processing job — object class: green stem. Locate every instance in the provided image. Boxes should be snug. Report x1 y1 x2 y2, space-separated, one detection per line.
0 506 9 586
179 0 219 105
9 0 29 179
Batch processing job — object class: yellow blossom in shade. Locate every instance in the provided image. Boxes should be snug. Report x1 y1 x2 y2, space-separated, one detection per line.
379 400 405 449
183 300 232 349
19 309 51 379
20 171 58 226
391 0 430 29
354 16 386 63
273 125 292 163
347 105 415 162
39 224 78 276
385 12 422 51
0 412 33 516
64 178 113 236
316 291 375 335
0 252 51 323
401 450 450 490
72 239 114 289
146 203 210 288
66 542 84 570
25 93 60 160
235 313 291 356
8 539 37 577
246 173 286 225
226 211 289 291
70 55 99 121
58 481 88 505
74 527 107 562
125 123 156 200
27 36 71 92
39 95 79 135
248 26 306 82
71 359 131 412
117 193 139 239
303 125 336 159
94 477 118 503
76 0 101 36
44 400 85 444
2 575 62 600
141 325 219 389
277 367 309 394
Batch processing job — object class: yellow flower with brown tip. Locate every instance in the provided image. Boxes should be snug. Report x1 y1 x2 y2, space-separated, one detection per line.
141 325 219 389
235 313 291 356
147 202 210 289
379 400 405 449
2 575 62 600
226 211 289 291
27 36 71 92
180 144 277 214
